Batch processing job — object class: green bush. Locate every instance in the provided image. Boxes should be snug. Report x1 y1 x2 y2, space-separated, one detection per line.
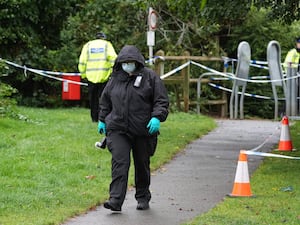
0 61 17 117
0 82 17 117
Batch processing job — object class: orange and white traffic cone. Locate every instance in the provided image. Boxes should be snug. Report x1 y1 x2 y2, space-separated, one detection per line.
278 116 293 151
228 150 253 197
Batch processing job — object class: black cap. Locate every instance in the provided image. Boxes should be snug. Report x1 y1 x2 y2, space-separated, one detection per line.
96 32 107 40
296 37 300 43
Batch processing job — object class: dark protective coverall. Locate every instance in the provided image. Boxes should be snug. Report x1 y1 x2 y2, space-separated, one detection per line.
99 45 169 209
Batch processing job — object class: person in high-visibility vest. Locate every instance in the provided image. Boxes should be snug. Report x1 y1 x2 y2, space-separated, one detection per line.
284 37 300 72
78 32 117 122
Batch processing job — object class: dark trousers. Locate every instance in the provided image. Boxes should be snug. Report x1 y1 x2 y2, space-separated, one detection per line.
106 131 157 208
87 81 107 122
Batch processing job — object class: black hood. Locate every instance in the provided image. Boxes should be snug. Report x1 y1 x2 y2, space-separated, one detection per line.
113 45 145 71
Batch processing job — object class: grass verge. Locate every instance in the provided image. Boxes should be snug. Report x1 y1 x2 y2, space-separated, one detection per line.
184 120 300 225
0 107 216 225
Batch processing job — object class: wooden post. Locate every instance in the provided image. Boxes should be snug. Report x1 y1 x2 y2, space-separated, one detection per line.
175 85 181 111
154 50 165 76
221 58 228 117
182 51 190 112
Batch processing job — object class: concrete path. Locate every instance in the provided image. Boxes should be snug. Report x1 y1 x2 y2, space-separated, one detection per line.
64 119 280 225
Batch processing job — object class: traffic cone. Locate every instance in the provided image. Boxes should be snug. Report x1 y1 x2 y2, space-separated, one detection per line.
228 150 253 197
278 116 293 151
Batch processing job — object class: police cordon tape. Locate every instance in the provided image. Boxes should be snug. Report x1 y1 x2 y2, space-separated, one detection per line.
160 61 190 80
30 68 88 86
190 60 300 83
245 150 300 160
234 120 300 161
250 63 269 70
2 58 81 76
3 57 273 101
222 56 300 68
30 68 80 76
222 57 269 65
1 57 189 84
207 83 285 100
160 60 292 84
246 122 281 153
222 57 270 70
159 59 288 101
1 58 87 86
1 57 300 88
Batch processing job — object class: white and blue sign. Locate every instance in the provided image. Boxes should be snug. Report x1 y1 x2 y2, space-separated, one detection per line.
90 48 104 53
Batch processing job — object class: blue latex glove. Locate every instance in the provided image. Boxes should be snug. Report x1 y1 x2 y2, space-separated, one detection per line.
98 121 106 134
147 117 160 134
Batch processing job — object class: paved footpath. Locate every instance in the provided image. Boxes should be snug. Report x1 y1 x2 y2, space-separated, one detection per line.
64 119 280 225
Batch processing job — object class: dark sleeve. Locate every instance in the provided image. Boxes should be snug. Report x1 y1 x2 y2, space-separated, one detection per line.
151 71 169 122
98 80 112 122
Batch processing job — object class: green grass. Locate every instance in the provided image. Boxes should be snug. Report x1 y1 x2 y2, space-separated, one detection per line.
0 107 216 225
184 121 300 225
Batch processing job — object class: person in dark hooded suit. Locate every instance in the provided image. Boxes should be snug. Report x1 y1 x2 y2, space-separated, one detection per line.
98 45 169 211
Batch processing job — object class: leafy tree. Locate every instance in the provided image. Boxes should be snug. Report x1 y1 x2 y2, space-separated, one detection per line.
253 0 300 24
223 7 297 59
0 0 84 106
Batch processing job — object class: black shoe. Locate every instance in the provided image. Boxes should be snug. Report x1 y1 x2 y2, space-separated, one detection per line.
136 201 149 210
103 201 121 211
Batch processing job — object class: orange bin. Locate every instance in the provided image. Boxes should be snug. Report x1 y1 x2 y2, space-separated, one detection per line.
62 75 81 100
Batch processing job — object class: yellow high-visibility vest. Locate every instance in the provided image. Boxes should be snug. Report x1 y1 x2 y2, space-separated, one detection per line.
284 48 300 69
78 39 117 83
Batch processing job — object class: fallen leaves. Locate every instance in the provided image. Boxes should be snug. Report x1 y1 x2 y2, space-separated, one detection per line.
85 175 96 180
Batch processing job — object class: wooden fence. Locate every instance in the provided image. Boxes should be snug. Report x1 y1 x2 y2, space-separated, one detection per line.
154 50 228 117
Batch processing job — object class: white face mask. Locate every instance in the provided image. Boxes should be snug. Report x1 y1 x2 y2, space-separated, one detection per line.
122 62 136 74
